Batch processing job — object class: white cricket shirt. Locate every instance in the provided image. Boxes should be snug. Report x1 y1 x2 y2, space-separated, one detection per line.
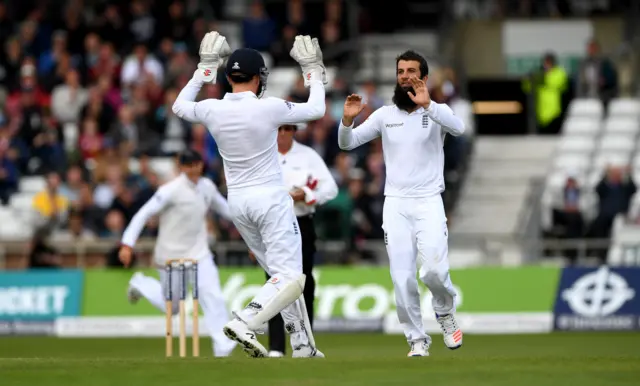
279 140 338 217
338 102 465 198
172 77 326 194
121 174 231 264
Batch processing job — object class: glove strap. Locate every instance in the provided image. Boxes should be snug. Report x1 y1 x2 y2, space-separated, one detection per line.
194 63 218 84
302 66 327 87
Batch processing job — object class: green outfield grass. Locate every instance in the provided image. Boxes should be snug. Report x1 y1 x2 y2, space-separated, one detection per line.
1 333 639 386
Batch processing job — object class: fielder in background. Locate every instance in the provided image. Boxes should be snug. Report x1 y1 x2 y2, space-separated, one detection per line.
338 50 466 357
171 31 328 358
264 123 338 357
118 150 237 357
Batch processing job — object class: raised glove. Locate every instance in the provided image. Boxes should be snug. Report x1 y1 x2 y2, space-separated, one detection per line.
289 35 327 87
194 31 231 84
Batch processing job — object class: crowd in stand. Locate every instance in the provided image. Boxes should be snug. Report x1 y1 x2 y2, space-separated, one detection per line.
0 0 468 265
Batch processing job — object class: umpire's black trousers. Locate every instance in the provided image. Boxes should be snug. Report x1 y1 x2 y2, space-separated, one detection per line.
265 214 316 354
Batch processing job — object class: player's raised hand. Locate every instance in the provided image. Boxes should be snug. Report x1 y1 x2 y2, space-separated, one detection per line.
195 31 231 84
407 77 431 108
342 94 366 126
118 245 133 268
290 35 327 87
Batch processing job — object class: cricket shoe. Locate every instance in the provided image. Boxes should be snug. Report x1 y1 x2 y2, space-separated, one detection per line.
223 318 268 358
436 313 463 349
127 273 144 304
292 345 325 358
268 351 285 358
407 339 430 357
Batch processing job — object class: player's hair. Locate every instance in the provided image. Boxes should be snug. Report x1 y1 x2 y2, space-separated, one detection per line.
396 50 429 78
228 73 255 84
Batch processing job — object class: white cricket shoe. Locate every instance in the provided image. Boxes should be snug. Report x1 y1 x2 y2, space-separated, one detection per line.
292 345 325 358
407 339 430 357
436 313 463 349
223 318 268 358
127 273 144 304
268 350 284 358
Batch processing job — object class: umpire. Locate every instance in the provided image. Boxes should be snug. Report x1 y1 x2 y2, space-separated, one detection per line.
265 123 338 357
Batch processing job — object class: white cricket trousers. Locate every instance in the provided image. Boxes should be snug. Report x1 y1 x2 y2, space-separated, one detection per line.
383 194 457 343
129 254 236 356
227 185 310 348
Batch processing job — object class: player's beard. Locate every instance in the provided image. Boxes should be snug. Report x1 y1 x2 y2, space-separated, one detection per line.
392 83 417 111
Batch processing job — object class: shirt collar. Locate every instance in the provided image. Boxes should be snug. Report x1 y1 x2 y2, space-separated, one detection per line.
224 91 258 100
180 173 198 189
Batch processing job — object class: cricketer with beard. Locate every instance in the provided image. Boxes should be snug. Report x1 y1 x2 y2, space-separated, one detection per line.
337 50 465 357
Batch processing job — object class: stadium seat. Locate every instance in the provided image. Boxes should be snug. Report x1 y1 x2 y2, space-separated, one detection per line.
562 117 601 137
557 136 596 154
161 139 186 155
18 176 46 193
552 153 590 174
591 153 630 172
268 68 299 89
150 158 177 178
545 171 576 191
586 169 603 188
608 98 640 117
567 98 604 119
603 117 640 134
9 192 35 211
598 135 636 153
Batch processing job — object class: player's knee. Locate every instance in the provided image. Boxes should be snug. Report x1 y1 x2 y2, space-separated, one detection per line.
417 247 441 281
267 272 306 293
390 267 415 288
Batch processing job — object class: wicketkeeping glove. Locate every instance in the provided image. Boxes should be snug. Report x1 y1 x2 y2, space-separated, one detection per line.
289 35 328 87
194 31 231 84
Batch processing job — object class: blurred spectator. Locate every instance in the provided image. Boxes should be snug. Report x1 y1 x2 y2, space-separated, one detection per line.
128 1 157 48
79 32 101 83
1 37 25 93
95 4 128 47
243 0 277 52
0 3 11 50
164 1 192 43
32 171 69 225
93 164 123 210
97 75 123 112
81 86 116 134
576 39 618 106
349 169 383 242
0 136 18 205
523 52 568 134
101 209 125 238
590 166 636 238
79 118 103 164
109 182 136 224
551 175 585 263
59 164 85 204
76 183 104 233
62 6 88 55
271 24 298 66
38 30 68 77
51 210 96 242
28 226 62 268
120 43 164 88
51 69 88 125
